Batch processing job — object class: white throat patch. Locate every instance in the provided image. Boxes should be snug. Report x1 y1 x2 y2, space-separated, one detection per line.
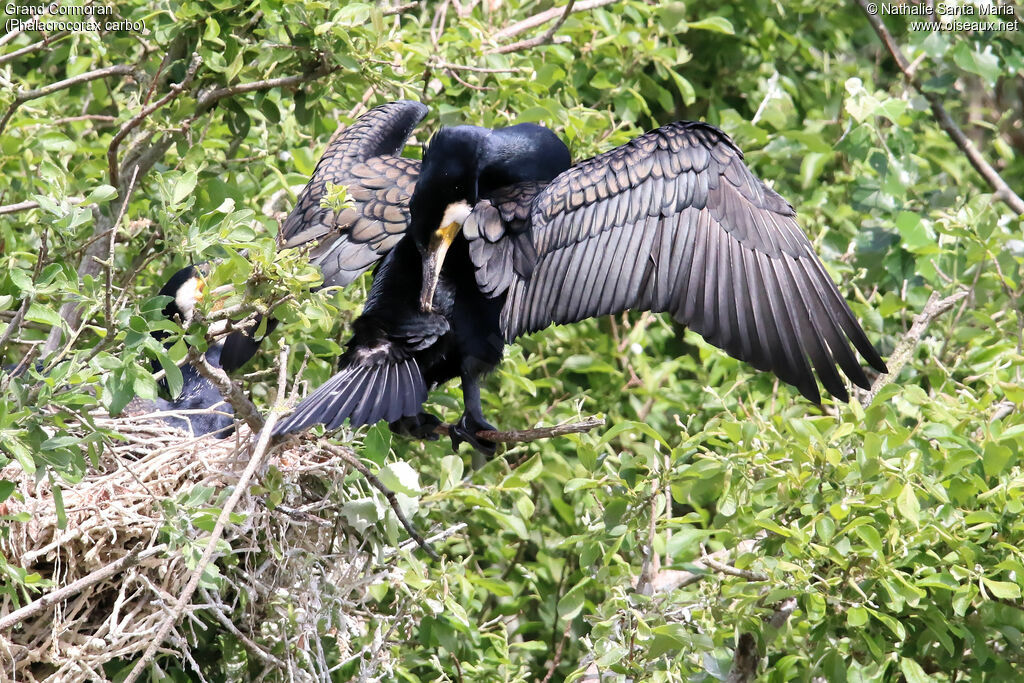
175 277 202 323
441 200 473 227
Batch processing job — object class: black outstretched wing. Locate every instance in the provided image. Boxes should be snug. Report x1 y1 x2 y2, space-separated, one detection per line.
282 100 427 288
473 121 886 403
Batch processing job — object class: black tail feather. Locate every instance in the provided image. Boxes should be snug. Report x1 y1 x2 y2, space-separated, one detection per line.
273 357 427 436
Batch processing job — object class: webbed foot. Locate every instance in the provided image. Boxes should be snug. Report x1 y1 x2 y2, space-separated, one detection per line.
450 412 498 458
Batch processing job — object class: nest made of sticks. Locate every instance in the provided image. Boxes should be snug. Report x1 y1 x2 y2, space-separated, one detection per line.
0 412 405 683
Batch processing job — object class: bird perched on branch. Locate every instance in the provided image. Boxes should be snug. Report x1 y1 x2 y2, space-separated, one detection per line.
136 265 269 437
273 100 887 455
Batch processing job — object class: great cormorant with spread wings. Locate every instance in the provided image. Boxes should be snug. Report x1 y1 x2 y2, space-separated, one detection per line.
273 100 887 454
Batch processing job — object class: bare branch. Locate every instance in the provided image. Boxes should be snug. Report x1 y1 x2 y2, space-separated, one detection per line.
383 1 420 15
319 441 440 560
186 345 265 433
856 0 1024 215
701 544 768 582
0 64 139 135
0 544 166 633
108 53 202 187
492 0 615 41
634 535 766 593
0 30 70 66
199 587 287 670
195 65 340 115
488 0 576 54
122 345 290 683
861 290 969 407
103 167 139 336
434 415 605 444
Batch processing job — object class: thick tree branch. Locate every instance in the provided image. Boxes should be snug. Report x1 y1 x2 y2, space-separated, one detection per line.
725 633 759 683
861 290 969 407
434 415 605 443
856 0 1024 215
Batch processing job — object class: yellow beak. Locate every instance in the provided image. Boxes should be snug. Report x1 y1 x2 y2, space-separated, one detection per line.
419 220 462 313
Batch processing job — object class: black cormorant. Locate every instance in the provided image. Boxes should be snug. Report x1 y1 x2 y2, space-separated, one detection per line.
273 101 887 454
140 265 269 437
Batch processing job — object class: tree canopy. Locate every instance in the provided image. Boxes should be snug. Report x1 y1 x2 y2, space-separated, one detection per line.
1 0 1023 680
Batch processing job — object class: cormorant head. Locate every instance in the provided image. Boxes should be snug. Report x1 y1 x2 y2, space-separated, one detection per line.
159 265 206 327
412 122 571 312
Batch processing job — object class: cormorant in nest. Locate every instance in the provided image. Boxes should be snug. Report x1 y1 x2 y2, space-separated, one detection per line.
273 101 887 455
137 265 269 437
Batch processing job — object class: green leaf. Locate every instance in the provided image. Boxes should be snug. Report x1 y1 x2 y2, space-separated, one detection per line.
896 483 920 526
558 578 590 620
953 42 1001 86
52 484 67 530
900 657 933 683
173 171 199 205
378 462 420 497
983 578 1021 600
685 16 734 34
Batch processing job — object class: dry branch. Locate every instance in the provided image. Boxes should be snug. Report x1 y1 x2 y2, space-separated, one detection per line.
491 0 616 40
856 0 1024 215
634 535 766 594
0 197 84 216
0 544 166 633
0 64 139 135
488 0 576 54
0 30 70 66
320 442 440 560
108 53 202 187
861 289 969 407
122 345 288 683
433 415 605 444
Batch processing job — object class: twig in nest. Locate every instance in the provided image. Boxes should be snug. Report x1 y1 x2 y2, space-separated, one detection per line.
319 442 440 561
200 587 287 669
122 344 290 683
861 289 969 407
0 543 167 632
433 415 604 444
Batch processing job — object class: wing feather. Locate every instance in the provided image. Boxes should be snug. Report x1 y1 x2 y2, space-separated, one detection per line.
281 100 427 288
491 120 885 402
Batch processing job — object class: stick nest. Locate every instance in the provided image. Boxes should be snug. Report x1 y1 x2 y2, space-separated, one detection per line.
0 413 398 682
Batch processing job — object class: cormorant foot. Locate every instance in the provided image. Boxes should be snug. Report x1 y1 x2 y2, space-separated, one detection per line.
450 413 498 458
389 412 442 441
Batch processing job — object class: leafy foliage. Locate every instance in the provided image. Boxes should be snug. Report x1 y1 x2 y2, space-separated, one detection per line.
1 0 1023 680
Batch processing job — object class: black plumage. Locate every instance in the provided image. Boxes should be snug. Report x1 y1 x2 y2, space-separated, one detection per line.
274 101 887 454
139 265 270 437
